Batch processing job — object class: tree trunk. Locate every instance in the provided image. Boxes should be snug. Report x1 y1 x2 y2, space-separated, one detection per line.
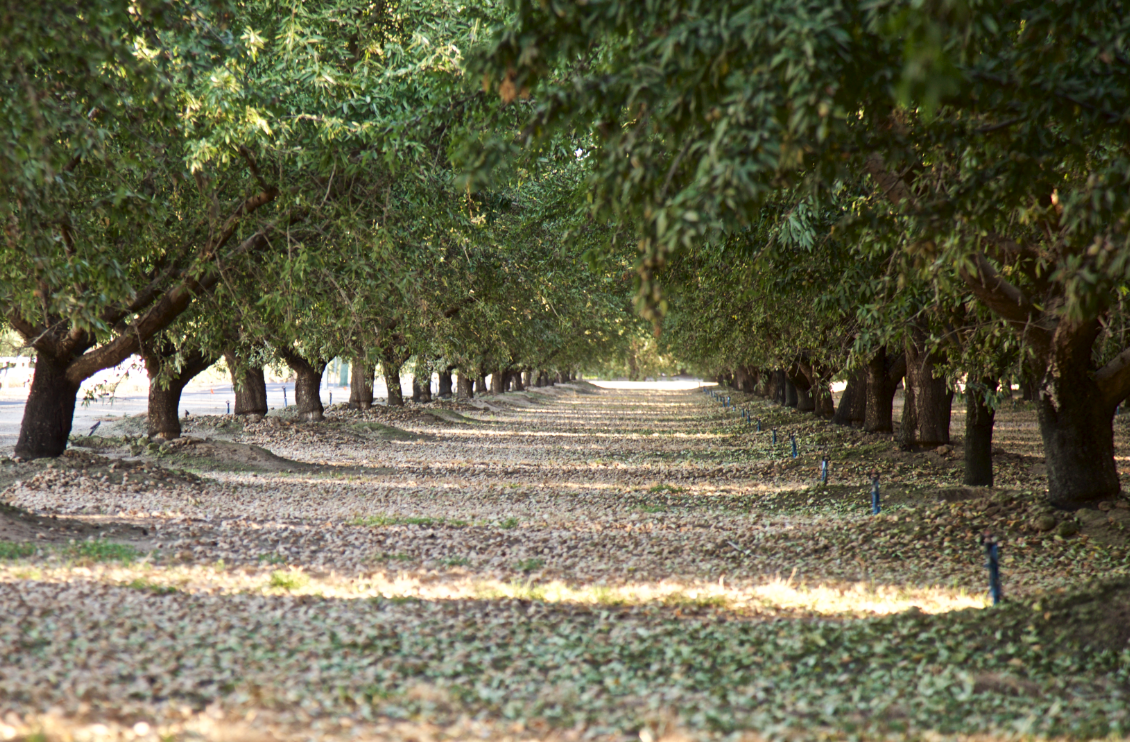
143 347 212 439
784 376 799 408
413 370 432 403
864 347 905 434
224 351 268 419
1038 373 1120 509
490 369 505 394
770 369 785 404
476 373 488 395
963 378 997 487
277 349 327 422
787 364 815 412
349 358 375 410
756 370 773 398
14 353 81 460
512 369 525 391
899 332 953 449
437 367 454 398
833 368 867 427
384 361 404 407
457 372 474 399
522 369 533 388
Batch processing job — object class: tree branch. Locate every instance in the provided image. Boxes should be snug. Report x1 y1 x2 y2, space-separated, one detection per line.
6 310 52 354
864 153 916 208
65 224 278 386
1095 346 1130 408
958 252 1052 359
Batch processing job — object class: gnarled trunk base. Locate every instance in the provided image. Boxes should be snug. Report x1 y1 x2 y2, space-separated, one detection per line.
15 354 80 460
964 379 997 487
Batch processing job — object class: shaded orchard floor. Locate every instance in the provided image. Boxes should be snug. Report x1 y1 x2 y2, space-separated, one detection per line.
1 381 1128 741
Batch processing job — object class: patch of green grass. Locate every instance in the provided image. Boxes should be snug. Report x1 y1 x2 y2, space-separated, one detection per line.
268 570 308 590
438 556 470 567
0 541 37 560
371 552 415 563
257 553 286 565
67 541 138 562
648 483 685 494
636 504 668 514
498 517 520 529
349 515 469 528
126 577 178 595
515 558 544 573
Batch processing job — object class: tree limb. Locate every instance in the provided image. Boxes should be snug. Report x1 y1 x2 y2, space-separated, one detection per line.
958 252 1052 359
864 153 916 208
1095 345 1130 408
65 226 277 386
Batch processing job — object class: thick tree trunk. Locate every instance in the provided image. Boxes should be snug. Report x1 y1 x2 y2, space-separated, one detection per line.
384 361 404 407
490 369 505 394
349 358 375 410
476 374 488 395
512 369 525 391
144 347 212 439
457 372 474 399
784 376 799 408
412 371 432 403
437 368 454 398
224 351 268 419
14 353 81 460
756 370 773 398
833 368 867 427
278 349 327 422
1038 373 1120 509
864 347 905 434
963 378 997 487
522 369 533 388
787 364 815 412
899 332 952 449
770 370 785 404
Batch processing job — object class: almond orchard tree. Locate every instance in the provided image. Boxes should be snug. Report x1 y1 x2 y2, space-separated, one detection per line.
472 0 1130 508
1 2 285 458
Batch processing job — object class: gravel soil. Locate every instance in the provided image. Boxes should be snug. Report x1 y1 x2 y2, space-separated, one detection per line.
2 382 1129 741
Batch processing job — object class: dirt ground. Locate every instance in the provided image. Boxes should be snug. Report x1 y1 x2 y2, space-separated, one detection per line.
1 381 1128 741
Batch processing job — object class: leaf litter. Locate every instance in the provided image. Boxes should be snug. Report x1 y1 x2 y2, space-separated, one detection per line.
1 382 1129 740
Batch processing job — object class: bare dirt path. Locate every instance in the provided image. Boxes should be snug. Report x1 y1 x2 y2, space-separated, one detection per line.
1 382 1129 741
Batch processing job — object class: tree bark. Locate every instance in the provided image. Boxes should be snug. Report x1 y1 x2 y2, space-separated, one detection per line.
963 378 997 487
349 358 375 410
756 370 773 398
437 367 454 398
770 369 785 404
384 361 404 407
899 331 953 449
784 375 799 408
224 351 268 419
490 369 505 394
1038 371 1120 509
413 370 432 403
457 372 474 399
277 348 327 422
833 367 867 427
143 347 212 439
476 373 488 395
14 353 81 459
864 347 905 434
787 364 815 412
512 369 525 391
